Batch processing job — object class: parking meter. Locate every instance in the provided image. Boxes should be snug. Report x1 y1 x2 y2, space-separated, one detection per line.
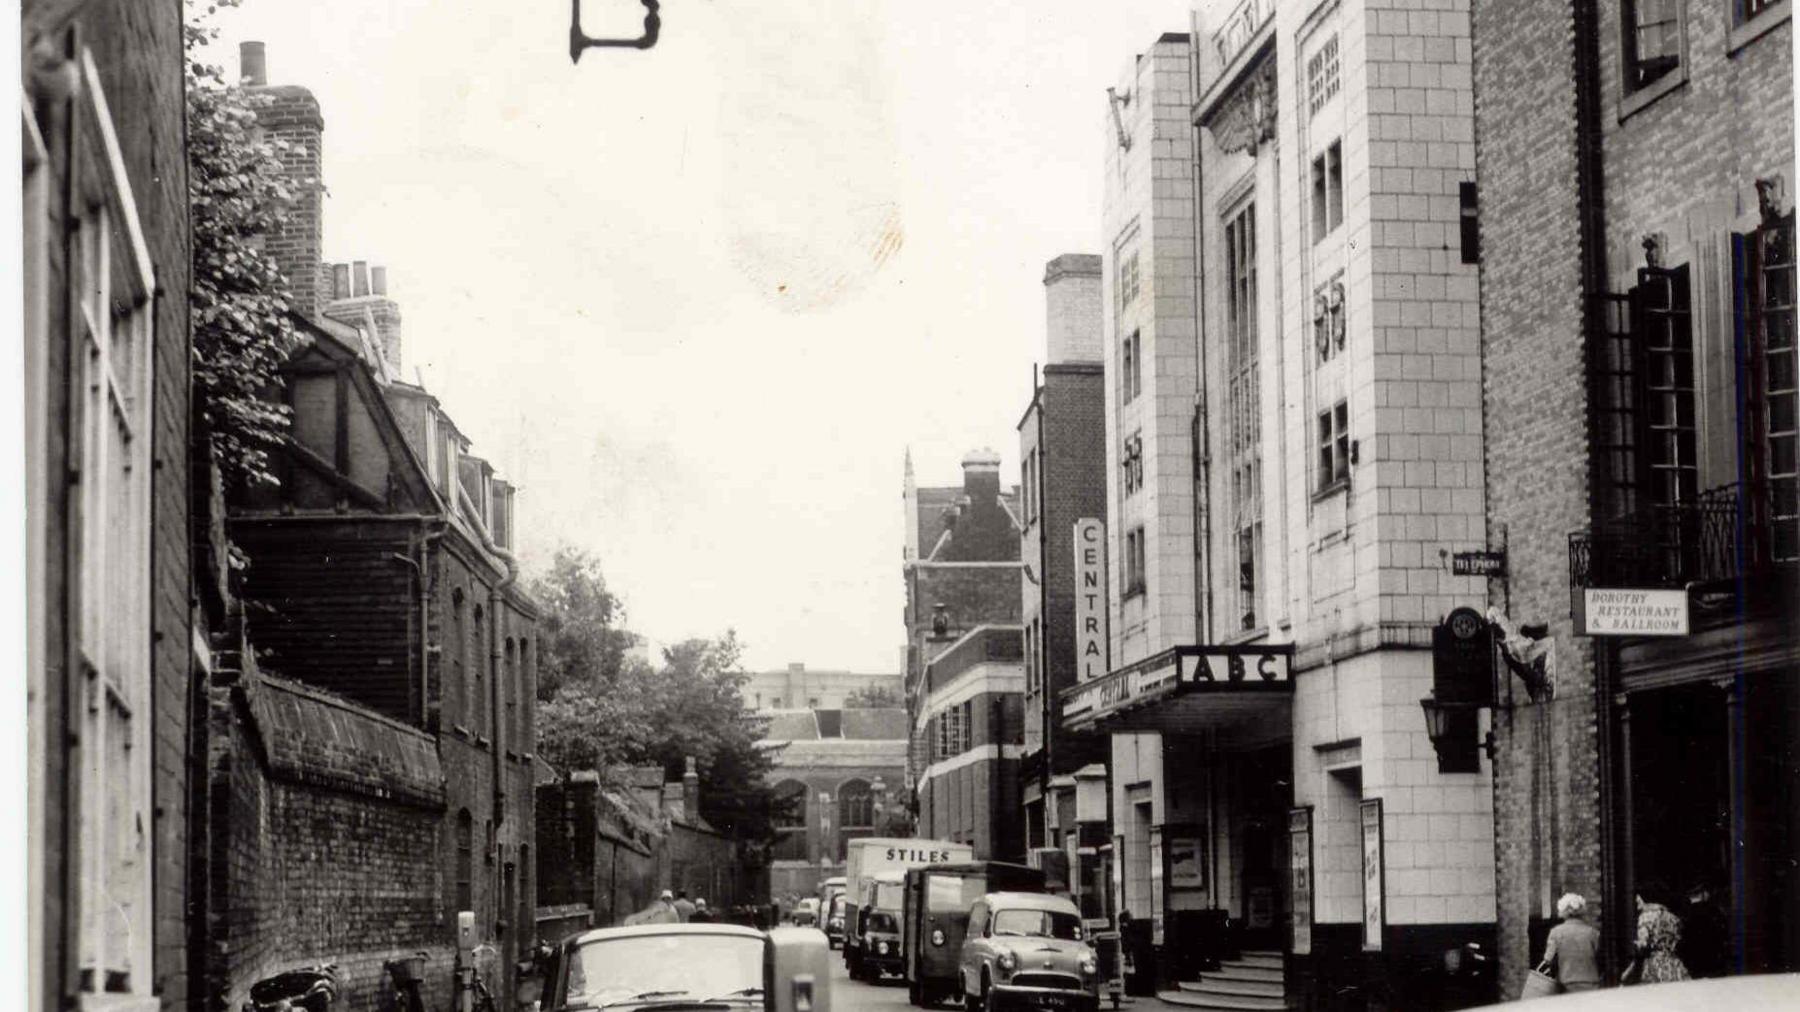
765 926 830 1012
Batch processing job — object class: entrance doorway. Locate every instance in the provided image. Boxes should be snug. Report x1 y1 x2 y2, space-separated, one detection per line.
1622 674 1799 976
1238 745 1291 951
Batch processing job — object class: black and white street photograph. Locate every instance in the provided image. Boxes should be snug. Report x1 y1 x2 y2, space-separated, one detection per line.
12 0 1800 1010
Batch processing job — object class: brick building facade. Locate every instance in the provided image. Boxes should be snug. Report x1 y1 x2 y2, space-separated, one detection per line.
1018 254 1111 850
760 708 910 897
1471 0 1797 995
901 450 1026 858
23 1 195 1008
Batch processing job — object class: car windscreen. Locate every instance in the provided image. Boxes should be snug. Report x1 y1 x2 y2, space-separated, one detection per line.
991 908 1083 940
867 911 899 934
874 882 904 910
926 875 987 914
563 933 763 1008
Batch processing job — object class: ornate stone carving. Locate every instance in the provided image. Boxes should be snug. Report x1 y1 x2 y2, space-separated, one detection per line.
1207 56 1278 157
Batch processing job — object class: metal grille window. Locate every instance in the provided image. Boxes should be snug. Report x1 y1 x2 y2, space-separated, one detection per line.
1739 212 1799 561
1637 266 1698 508
1307 35 1340 116
1317 401 1351 490
1118 251 1140 312
1224 202 1263 634
1624 0 1683 90
59 49 159 1004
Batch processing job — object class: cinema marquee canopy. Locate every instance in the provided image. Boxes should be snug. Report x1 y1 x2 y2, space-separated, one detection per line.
1059 643 1295 735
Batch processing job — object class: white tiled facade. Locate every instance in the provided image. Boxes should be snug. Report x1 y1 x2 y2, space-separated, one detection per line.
1102 34 1200 671
1087 1 1497 978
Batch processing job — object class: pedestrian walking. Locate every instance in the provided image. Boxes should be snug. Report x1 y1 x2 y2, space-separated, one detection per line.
1539 893 1601 993
1625 888 1692 985
673 889 697 922
691 898 713 923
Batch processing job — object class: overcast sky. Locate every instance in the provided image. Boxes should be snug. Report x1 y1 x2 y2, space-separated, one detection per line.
207 1 1195 672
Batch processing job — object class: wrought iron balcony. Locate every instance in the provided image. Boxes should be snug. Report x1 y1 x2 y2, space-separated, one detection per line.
1569 480 1799 590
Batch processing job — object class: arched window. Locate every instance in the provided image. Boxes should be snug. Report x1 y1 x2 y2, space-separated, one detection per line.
771 780 808 862
455 809 474 916
838 779 875 860
451 589 466 725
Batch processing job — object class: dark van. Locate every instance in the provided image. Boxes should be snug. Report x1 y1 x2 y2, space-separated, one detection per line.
903 862 1045 1008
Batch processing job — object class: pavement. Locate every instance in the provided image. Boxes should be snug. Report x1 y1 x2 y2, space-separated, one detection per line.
827 949 1171 1011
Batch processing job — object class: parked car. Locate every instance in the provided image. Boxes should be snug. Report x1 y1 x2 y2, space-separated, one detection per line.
958 893 1098 1012
791 897 820 926
825 893 848 948
904 861 1047 1008
537 922 833 1011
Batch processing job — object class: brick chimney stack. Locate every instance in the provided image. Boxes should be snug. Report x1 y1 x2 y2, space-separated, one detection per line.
961 447 1002 503
321 261 404 372
242 42 325 319
1043 253 1103 364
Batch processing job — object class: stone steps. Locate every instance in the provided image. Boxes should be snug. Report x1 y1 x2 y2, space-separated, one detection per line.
1156 951 1287 1011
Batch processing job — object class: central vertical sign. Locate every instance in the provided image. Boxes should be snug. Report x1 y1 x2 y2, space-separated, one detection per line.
1073 518 1109 681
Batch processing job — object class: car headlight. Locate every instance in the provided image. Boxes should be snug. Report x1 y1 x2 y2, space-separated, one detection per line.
997 951 1018 973
877 941 889 955
931 929 946 947
1079 954 1098 976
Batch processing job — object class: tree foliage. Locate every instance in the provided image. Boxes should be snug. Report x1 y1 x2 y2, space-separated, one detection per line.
529 546 636 701
186 0 306 489
532 550 782 841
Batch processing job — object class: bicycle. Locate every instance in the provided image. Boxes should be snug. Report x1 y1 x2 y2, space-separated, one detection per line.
462 943 501 1012
384 951 430 1012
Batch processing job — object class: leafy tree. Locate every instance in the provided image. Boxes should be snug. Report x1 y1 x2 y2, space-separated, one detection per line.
843 683 902 708
186 0 307 489
530 550 782 841
529 546 636 701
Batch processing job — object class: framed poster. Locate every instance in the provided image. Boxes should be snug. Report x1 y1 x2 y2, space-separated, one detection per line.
1360 798 1384 952
1148 826 1165 945
1289 806 1314 956
1167 835 1207 891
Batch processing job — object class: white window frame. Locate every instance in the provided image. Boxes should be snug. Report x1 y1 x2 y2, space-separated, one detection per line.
69 49 159 1011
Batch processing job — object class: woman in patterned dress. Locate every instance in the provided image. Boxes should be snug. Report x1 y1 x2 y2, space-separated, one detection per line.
1633 893 1692 985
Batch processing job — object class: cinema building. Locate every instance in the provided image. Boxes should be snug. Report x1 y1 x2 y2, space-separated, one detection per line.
1065 8 1498 1006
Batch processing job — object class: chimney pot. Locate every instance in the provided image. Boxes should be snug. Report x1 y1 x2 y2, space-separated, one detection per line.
239 41 266 87
331 263 351 301
352 261 369 298
371 266 388 296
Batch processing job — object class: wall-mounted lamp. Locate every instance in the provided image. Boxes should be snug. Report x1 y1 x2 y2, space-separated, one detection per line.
1419 694 1489 773
570 0 661 62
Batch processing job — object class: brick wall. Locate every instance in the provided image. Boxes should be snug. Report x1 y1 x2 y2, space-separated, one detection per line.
209 668 458 1012
23 1 194 1006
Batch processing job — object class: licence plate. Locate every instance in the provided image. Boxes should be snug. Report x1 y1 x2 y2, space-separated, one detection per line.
1027 994 1075 1010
